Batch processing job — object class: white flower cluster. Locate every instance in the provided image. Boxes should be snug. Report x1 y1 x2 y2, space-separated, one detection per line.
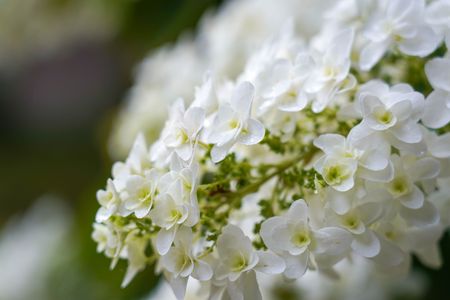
94 0 450 299
108 0 334 159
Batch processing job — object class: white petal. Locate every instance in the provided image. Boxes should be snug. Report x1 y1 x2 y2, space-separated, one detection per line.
410 157 440 180
400 201 440 227
390 122 422 144
255 251 285 274
227 271 262 300
286 199 309 222
359 150 389 171
422 90 450 129
314 227 352 267
347 122 373 142
399 25 441 57
358 202 383 225
399 185 424 209
352 230 380 258
372 235 405 267
156 228 177 255
326 189 352 215
425 58 450 92
121 264 141 288
231 81 255 117
168 275 188 300
260 217 289 253
211 142 233 163
415 244 442 269
242 271 262 300
238 119 265 145
284 252 309 279
313 134 345 154
359 41 389 71
184 106 205 136
428 132 450 158
96 207 113 222
192 260 213 281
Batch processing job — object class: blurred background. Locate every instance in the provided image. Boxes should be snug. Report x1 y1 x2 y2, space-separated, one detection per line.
0 0 221 299
0 0 449 300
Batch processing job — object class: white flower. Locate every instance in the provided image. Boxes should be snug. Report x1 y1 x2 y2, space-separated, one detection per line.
211 224 285 300
260 200 352 279
422 57 450 129
160 227 213 300
96 179 121 222
205 82 265 163
368 155 440 227
426 0 450 48
150 179 199 255
327 202 383 258
92 223 119 258
158 99 205 162
373 218 443 271
158 162 199 205
349 80 425 153
315 155 358 192
360 0 440 70
121 231 149 287
122 169 159 218
255 56 310 114
314 132 393 191
305 28 357 112
112 133 152 191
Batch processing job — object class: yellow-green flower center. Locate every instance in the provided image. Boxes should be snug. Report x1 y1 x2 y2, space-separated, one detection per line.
375 110 394 125
388 176 410 197
231 252 248 272
292 230 311 247
324 164 349 186
229 119 240 129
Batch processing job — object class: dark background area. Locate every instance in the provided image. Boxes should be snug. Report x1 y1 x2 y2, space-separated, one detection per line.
0 1 221 299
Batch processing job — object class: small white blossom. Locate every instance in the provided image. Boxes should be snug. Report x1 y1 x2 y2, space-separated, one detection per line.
314 132 393 191
349 80 425 153
305 28 357 112
260 200 352 279
157 99 206 163
360 0 440 70
327 202 383 258
96 179 121 222
150 178 199 255
121 231 149 288
422 57 450 129
160 227 212 300
426 0 450 48
213 224 285 300
122 169 159 218
92 223 119 258
205 82 265 162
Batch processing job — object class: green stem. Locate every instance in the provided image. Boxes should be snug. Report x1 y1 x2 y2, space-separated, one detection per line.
199 148 317 209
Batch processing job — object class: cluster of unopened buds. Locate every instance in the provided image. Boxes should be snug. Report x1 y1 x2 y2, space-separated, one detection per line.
92 0 450 299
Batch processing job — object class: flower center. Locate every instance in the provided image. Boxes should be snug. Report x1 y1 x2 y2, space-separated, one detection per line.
323 65 336 77
388 176 410 197
231 252 248 272
343 215 360 230
137 186 151 201
175 253 190 273
169 209 182 222
292 230 311 247
323 164 350 186
229 119 240 129
375 109 394 125
176 128 189 144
